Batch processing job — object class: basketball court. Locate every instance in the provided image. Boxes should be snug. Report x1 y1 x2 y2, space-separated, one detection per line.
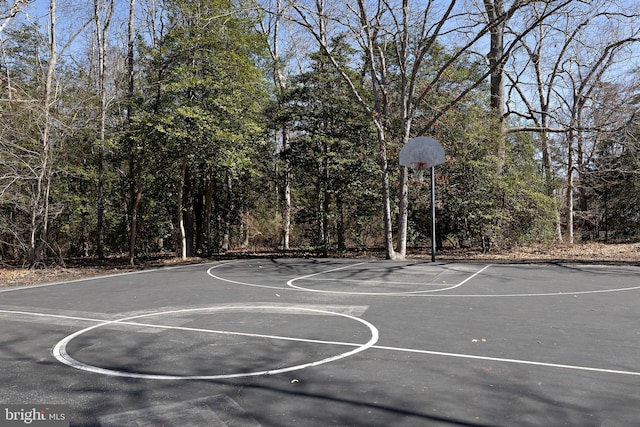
1 258 638 426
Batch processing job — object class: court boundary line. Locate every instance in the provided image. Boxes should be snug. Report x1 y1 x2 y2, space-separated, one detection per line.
372 344 640 377
2 307 638 379
0 263 213 294
9 260 638 298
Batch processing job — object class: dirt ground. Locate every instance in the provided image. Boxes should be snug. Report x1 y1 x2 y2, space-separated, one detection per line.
1 242 639 288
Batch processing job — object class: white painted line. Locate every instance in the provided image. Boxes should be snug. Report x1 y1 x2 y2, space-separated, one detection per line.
0 309 110 324
0 275 126 293
303 278 449 286
207 261 285 290
371 345 640 377
101 319 365 348
51 305 379 380
0 263 214 293
286 264 493 296
436 284 640 297
1 308 360 346
454 264 493 287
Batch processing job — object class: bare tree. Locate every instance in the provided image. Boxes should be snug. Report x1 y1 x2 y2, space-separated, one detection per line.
127 0 140 265
287 0 571 259
0 0 29 35
258 0 294 250
0 1 34 260
506 0 640 243
19 0 92 265
94 0 115 259
28 0 59 266
1 0 92 264
562 39 639 242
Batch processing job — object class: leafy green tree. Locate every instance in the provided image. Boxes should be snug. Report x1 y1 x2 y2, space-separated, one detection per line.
0 21 91 263
126 0 268 258
410 103 557 251
271 40 380 253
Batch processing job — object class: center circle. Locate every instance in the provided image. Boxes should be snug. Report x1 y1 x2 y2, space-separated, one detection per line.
51 306 379 380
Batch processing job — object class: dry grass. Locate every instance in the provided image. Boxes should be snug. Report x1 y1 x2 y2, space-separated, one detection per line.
0 256 203 288
434 242 640 264
1 242 639 288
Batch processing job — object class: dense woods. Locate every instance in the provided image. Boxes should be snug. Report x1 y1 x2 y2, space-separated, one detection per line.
1 0 639 266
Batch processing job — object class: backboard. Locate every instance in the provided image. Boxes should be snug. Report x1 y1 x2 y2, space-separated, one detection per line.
399 136 445 169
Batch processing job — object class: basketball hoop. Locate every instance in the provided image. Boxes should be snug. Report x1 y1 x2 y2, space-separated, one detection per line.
410 162 427 182
399 137 446 262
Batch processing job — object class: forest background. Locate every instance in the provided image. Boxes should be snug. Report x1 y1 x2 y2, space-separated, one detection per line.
1 0 640 270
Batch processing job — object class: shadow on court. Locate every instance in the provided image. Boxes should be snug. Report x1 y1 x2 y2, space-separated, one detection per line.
1 259 639 426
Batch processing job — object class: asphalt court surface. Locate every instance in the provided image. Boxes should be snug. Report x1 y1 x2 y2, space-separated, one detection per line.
1 258 639 426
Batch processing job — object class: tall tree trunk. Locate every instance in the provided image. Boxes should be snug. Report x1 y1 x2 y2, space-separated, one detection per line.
540 130 562 242
396 114 411 258
539 94 562 244
29 0 58 266
177 160 187 259
281 129 291 250
484 0 507 171
184 167 194 257
322 173 329 255
530 19 561 242
378 126 396 260
223 171 233 251
94 0 114 260
397 167 409 257
193 178 204 255
127 0 138 265
318 139 329 255
241 206 250 248
129 174 142 263
565 131 575 244
203 172 214 254
336 194 346 251
396 0 410 259
576 126 588 212
315 161 323 249
260 0 291 250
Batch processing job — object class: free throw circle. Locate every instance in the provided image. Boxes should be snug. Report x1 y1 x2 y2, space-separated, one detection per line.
52 306 379 380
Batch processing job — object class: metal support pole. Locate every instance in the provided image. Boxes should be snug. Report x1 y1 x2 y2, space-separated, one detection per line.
430 166 436 262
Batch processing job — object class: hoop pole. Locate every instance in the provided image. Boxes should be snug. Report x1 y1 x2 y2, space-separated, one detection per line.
430 166 436 262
